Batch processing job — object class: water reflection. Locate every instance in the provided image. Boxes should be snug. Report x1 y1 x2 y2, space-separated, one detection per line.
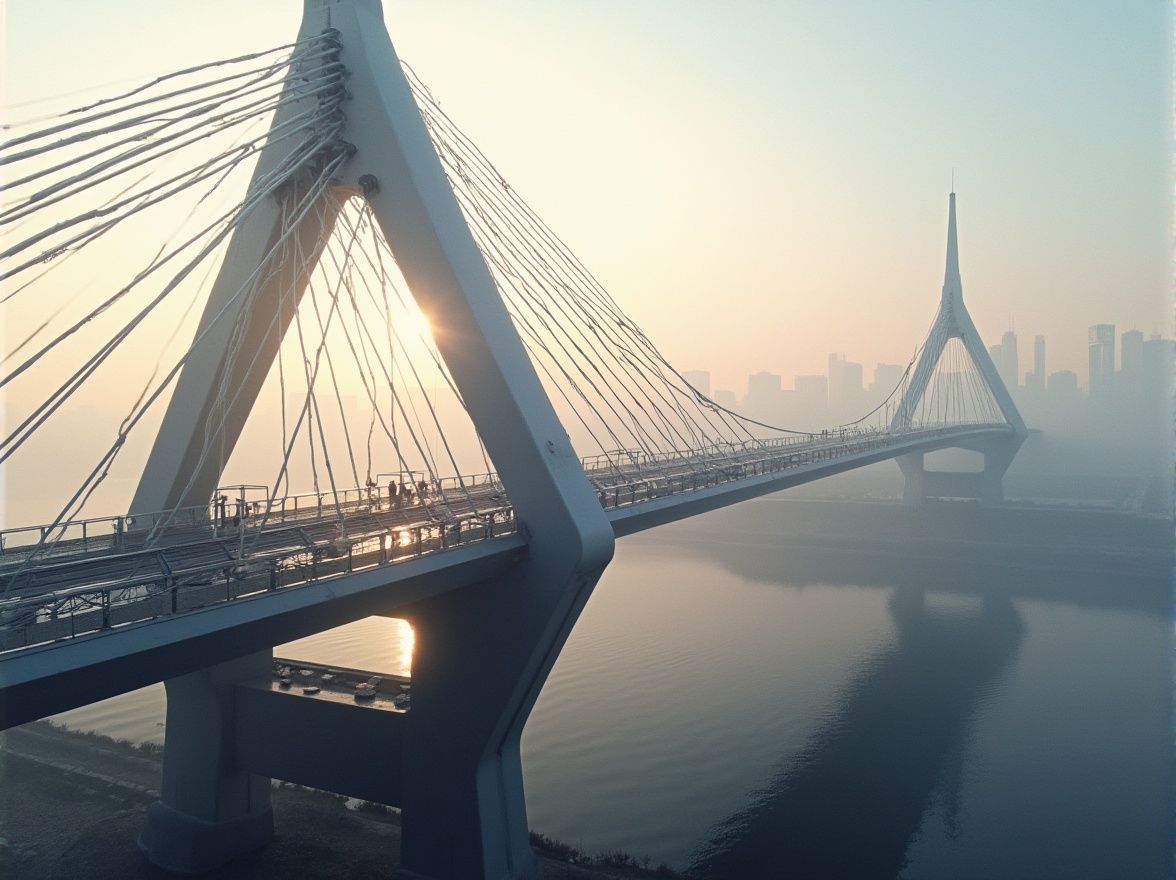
689 539 1166 622
661 500 1171 619
688 588 1025 880
396 617 415 674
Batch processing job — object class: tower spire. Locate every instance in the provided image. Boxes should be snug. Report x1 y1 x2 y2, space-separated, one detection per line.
941 191 963 315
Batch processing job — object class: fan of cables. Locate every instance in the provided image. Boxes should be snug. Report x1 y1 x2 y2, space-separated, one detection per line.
1 37 988 547
404 64 933 485
905 336 1005 427
0 32 354 528
0 32 496 547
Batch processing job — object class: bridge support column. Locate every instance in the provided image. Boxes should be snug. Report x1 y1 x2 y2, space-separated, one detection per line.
139 650 275 874
396 561 605 880
897 437 1020 506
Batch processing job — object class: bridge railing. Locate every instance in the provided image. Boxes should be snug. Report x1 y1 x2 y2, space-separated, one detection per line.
591 424 1009 511
577 425 909 479
0 423 1004 563
0 506 213 560
0 506 517 654
0 479 487 567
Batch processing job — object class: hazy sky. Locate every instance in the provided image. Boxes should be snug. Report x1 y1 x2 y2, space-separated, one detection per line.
3 0 1170 395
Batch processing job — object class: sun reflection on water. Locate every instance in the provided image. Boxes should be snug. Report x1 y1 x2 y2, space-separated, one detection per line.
396 617 415 675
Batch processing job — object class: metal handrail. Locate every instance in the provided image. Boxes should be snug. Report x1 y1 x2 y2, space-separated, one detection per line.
0 506 518 652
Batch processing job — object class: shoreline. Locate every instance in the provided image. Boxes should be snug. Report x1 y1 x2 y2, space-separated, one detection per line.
0 720 686 879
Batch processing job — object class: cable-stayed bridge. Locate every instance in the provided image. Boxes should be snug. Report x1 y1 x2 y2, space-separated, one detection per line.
0 2 1025 878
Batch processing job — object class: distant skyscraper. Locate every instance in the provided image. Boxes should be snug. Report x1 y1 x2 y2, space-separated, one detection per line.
1141 335 1173 397
712 389 739 411
870 364 906 397
1088 324 1115 394
997 329 1019 389
1117 329 1145 400
1025 335 1045 394
986 328 1019 390
794 374 828 406
828 353 863 412
745 371 783 422
1120 330 1144 377
1047 369 1079 398
747 371 781 399
682 370 711 399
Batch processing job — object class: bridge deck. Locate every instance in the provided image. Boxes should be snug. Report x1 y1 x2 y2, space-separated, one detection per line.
0 423 1013 730
0 424 1007 657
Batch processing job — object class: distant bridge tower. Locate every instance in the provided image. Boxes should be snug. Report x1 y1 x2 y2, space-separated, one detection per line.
890 193 1027 504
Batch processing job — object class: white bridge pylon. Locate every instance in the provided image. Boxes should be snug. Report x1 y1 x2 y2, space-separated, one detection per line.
890 192 1027 503
134 2 611 880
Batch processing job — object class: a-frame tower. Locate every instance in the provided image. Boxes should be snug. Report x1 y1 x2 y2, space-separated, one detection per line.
891 192 1027 504
133 2 612 879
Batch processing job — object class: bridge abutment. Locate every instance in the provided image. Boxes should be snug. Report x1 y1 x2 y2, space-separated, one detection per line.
139 650 275 874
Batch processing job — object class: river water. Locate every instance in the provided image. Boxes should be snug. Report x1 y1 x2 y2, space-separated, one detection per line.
52 498 1173 879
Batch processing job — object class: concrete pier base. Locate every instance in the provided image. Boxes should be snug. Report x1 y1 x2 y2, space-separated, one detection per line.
139 800 274 876
139 651 275 874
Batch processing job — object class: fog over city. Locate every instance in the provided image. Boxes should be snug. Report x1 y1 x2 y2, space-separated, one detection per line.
1 4 1171 880
1 1 1169 526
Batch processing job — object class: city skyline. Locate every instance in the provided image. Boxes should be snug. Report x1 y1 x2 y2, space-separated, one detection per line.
697 320 1171 405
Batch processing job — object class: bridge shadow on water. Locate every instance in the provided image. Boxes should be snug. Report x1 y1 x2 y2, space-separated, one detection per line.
659 501 1170 878
686 586 1025 880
